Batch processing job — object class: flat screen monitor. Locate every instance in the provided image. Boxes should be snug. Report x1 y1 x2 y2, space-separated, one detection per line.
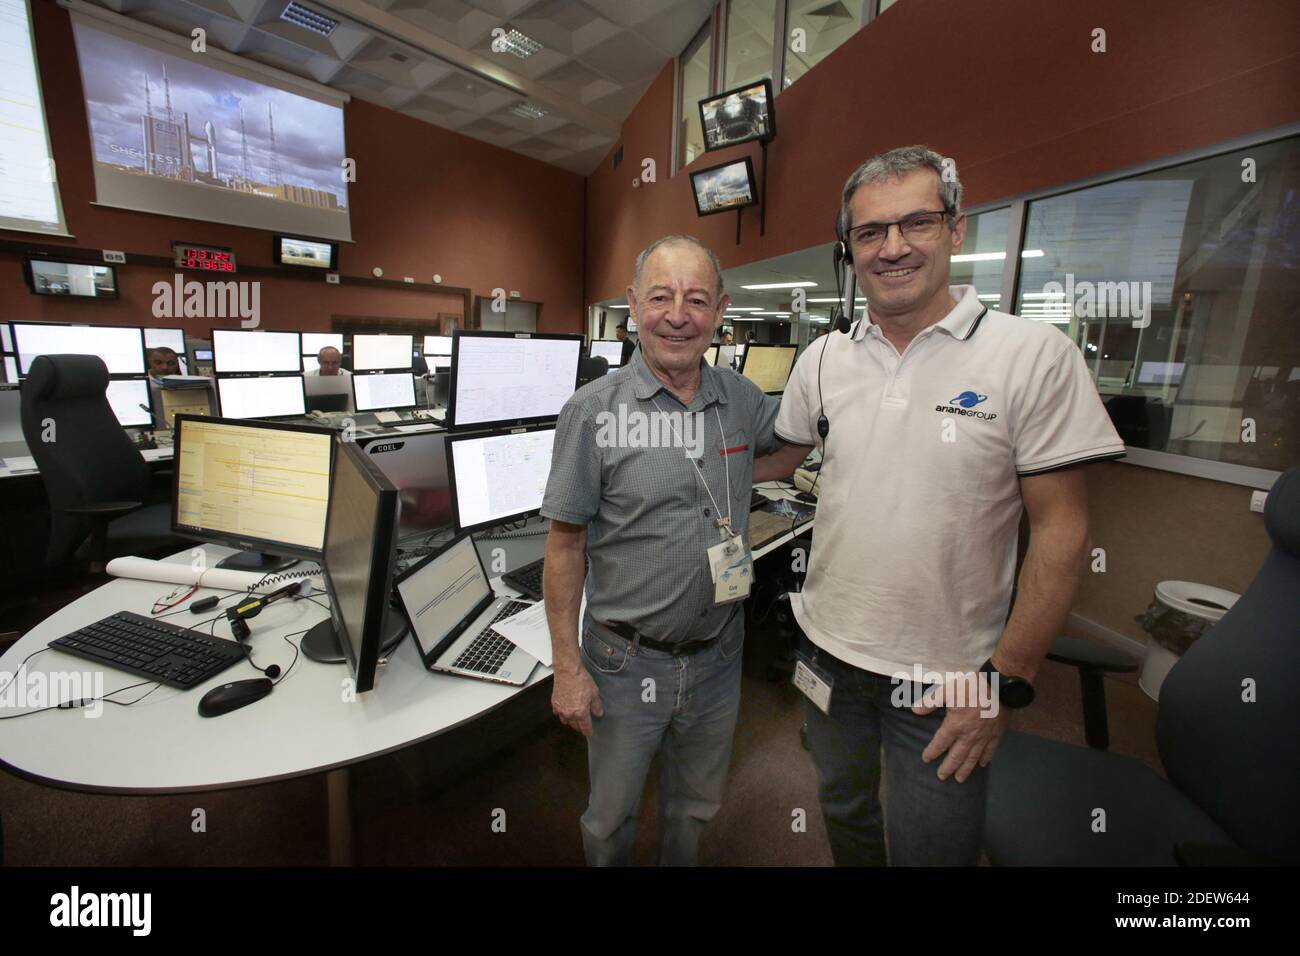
699 79 774 151
1137 361 1186 387
739 343 797 393
315 438 401 693
302 355 320 375
212 329 302 374
274 234 338 270
427 355 451 371
589 340 623 366
193 348 214 362
716 344 736 367
216 375 306 419
24 259 117 298
171 415 333 563
13 322 144 375
302 333 345 356
106 378 153 427
3 357 16 383
424 335 452 356
353 372 416 412
448 331 582 430
353 333 413 372
690 157 758 217
1 324 12 352
447 425 556 533
362 430 452 536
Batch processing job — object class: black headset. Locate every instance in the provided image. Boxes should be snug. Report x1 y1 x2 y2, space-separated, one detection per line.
816 217 855 440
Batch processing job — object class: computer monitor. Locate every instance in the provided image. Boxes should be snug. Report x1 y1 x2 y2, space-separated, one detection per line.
705 345 719 366
1137 361 1186 387
273 234 339 271
1 324 12 352
424 335 452 356
304 370 353 405
106 379 153 428
302 332 345 361
361 431 452 537
448 330 582 430
353 372 416 412
301 438 403 692
353 333 414 372
446 424 556 533
12 322 145 375
24 259 118 298
2 357 16 384
739 343 798 393
171 414 333 572
427 355 451 371
690 157 758 217
589 340 623 366
216 376 307 419
716 345 736 367
211 329 302 374
699 78 774 151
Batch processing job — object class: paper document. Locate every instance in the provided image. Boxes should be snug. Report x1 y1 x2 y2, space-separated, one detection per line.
491 593 587 668
3 456 37 472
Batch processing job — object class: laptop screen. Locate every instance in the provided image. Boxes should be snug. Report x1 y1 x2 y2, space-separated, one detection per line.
396 535 491 654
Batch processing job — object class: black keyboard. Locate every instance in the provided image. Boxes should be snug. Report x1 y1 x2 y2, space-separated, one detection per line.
50 611 247 690
451 601 531 674
502 558 545 601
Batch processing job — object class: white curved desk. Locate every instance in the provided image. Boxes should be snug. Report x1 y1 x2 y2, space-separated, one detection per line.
0 544 549 863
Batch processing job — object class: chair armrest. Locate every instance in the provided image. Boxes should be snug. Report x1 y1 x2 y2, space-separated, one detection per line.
65 501 143 519
1175 843 1278 867
1046 635 1138 673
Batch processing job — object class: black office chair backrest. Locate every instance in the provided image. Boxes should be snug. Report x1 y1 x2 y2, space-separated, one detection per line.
1156 466 1300 863
577 356 609 388
20 354 151 564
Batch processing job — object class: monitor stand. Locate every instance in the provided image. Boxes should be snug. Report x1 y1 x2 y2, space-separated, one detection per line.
217 551 299 573
301 603 408 664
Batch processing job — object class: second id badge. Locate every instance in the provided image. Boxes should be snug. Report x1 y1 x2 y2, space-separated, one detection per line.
708 534 752 604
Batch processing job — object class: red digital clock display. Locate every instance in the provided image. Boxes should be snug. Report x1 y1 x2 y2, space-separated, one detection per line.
173 244 237 273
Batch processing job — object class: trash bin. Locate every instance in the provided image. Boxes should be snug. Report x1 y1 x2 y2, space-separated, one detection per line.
1135 580 1239 700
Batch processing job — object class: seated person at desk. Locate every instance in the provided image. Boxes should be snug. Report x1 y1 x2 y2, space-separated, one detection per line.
308 346 351 377
147 347 181 383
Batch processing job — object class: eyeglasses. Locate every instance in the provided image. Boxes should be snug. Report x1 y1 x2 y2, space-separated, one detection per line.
847 209 951 251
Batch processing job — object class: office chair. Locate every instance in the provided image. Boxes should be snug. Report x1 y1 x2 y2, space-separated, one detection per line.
984 466 1300 866
20 355 182 571
577 355 609 388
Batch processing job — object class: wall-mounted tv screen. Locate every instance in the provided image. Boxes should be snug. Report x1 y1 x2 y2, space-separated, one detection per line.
699 79 774 152
24 260 119 298
690 158 758 217
274 234 338 270
69 13 351 241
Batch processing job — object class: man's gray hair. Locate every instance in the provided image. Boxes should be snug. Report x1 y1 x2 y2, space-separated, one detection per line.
633 235 724 298
837 145 963 242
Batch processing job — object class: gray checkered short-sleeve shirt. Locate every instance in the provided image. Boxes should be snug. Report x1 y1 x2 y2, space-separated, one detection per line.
541 348 781 643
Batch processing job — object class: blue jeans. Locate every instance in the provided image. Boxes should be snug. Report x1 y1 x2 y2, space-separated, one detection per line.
579 614 744 866
797 631 987 866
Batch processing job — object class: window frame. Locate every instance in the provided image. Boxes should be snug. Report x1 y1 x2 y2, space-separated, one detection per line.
673 16 717 174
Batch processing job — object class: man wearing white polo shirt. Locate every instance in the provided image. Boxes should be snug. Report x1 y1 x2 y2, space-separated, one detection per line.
755 146 1124 865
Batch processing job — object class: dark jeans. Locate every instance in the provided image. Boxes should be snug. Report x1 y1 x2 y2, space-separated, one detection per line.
798 631 987 866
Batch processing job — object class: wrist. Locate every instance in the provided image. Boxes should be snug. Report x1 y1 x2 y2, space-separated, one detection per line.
981 657 1036 709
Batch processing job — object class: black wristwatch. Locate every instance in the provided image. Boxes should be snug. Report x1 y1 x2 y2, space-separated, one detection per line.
981 659 1035 709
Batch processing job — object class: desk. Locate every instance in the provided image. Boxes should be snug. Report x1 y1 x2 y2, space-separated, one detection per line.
0 542 549 865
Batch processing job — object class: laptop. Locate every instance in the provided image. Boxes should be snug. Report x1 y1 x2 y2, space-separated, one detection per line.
393 531 537 685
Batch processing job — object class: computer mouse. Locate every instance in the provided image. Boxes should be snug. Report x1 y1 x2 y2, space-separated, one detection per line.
794 491 818 504
198 678 273 717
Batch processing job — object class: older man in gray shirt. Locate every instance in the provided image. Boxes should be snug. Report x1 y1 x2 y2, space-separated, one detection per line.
542 235 780 866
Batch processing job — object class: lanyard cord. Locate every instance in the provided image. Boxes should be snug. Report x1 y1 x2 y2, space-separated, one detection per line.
649 399 733 535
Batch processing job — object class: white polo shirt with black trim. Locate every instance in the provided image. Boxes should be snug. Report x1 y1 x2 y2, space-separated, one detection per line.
775 284 1124 676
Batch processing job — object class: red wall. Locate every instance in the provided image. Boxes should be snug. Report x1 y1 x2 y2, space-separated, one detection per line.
585 0 1300 303
1 0 586 336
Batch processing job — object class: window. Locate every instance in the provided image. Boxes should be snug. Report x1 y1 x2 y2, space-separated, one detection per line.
1015 135 1300 473
950 206 1010 306
783 0 866 88
725 0 776 89
679 21 712 168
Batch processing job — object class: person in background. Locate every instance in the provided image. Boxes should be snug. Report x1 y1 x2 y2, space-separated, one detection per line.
615 321 636 366
308 346 350 377
146 347 180 383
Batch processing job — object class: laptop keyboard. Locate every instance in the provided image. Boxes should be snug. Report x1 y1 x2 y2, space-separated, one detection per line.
451 600 531 674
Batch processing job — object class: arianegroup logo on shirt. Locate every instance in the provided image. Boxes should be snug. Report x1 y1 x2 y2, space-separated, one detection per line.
935 390 997 421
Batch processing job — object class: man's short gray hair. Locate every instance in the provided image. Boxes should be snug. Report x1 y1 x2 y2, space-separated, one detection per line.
633 235 725 299
837 146 963 242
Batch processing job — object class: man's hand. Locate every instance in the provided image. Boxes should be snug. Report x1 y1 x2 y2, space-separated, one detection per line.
913 676 1011 782
552 664 604 737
